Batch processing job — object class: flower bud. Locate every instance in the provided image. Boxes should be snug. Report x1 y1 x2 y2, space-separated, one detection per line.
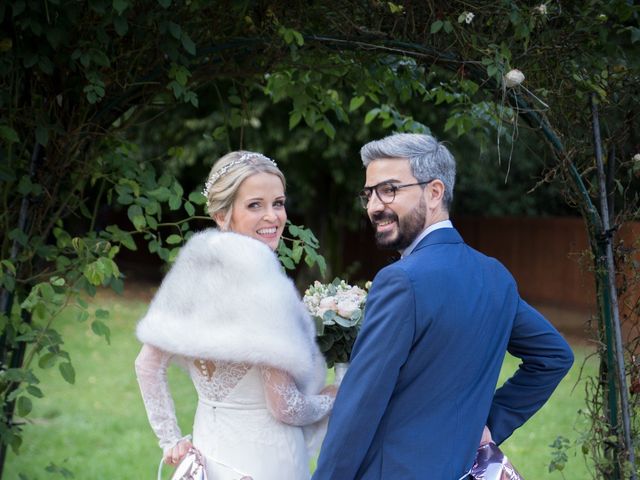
504 69 525 88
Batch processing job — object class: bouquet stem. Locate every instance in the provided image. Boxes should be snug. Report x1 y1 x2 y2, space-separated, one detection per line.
334 362 349 386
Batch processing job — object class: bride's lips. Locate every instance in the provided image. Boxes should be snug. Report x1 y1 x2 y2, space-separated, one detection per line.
256 226 279 239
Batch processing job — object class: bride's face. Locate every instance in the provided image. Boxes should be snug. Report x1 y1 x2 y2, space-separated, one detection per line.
227 172 287 250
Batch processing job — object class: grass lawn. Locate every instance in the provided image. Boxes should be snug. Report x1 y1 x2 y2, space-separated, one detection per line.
5 294 596 479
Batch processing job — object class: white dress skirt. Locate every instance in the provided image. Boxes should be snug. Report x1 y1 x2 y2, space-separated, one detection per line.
135 345 333 480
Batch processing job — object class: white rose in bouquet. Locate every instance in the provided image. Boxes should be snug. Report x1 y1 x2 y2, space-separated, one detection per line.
303 278 369 367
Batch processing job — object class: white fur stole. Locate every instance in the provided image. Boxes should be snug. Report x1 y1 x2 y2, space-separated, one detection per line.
136 229 326 395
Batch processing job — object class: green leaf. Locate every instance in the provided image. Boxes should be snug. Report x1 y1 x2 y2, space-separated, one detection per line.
1 260 15 275
168 21 181 40
364 108 380 125
188 191 205 205
181 32 196 55
148 186 172 201
112 0 128 15
127 204 146 230
292 244 303 263
322 310 337 324
16 396 32 417
76 309 90 322
349 96 365 112
166 234 182 245
387 2 404 14
289 111 302 130
158 0 171 7
38 352 57 369
288 223 301 236
430 20 443 34
110 277 124 294
443 21 453 34
334 315 358 328
38 56 53 75
0 125 19 144
444 116 457 132
1 274 15 292
321 120 336 139
45 462 74 478
304 253 315 268
168 195 181 210
292 30 304 46
212 125 227 140
316 256 327 278
83 261 103 286
144 200 159 216
91 320 111 344
17 176 33 195
9 228 28 246
280 256 295 270
27 385 44 398
113 15 128 36
184 201 195 216
59 362 75 384
120 231 136 250
95 309 109 319
173 181 184 196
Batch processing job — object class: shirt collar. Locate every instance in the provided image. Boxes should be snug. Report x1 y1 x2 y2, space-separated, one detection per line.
400 219 453 258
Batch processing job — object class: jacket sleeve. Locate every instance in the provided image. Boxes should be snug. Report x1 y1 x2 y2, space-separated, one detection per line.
487 298 574 444
312 266 416 479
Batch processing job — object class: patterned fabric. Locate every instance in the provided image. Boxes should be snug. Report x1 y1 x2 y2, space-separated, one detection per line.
135 344 333 454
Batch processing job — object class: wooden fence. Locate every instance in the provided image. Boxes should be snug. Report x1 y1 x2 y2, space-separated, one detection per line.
346 216 639 313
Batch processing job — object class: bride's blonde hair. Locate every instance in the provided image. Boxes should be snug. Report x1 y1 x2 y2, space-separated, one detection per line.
203 151 285 230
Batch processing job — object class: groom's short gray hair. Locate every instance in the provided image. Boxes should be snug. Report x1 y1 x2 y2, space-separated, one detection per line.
360 133 456 210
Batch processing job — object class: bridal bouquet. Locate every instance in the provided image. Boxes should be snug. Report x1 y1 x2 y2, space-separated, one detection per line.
303 278 370 368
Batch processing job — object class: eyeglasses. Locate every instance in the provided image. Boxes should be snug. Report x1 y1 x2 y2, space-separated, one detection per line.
358 179 435 209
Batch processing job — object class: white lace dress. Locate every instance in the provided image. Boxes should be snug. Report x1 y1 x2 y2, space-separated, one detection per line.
135 344 333 480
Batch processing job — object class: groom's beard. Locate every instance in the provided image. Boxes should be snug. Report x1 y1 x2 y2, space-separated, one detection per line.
371 197 426 251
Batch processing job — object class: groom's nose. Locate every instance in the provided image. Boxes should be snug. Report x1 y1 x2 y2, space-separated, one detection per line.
367 192 385 215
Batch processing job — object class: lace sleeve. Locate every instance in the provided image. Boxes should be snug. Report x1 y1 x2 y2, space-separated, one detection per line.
261 367 334 426
134 344 185 453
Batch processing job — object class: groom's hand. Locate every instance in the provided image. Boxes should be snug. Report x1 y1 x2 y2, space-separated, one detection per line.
479 426 493 446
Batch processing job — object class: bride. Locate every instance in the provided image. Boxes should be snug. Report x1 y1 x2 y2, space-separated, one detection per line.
135 151 336 479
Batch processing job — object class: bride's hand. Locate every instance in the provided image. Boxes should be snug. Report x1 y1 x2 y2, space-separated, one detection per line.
320 384 338 397
479 426 493 446
164 438 193 465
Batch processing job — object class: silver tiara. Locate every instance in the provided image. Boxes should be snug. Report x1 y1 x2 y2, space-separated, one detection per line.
202 152 277 199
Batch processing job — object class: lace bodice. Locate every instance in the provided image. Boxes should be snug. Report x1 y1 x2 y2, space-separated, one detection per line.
188 359 252 401
135 344 334 453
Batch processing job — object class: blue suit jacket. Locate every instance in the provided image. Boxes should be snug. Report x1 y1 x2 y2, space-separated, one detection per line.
312 228 574 479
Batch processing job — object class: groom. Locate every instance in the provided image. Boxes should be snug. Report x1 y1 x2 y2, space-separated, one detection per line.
312 133 574 479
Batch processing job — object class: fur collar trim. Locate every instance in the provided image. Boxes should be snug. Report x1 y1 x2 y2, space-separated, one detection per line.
136 229 325 394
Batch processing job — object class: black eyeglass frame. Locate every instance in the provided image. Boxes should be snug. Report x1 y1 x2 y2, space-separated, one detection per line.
358 179 436 209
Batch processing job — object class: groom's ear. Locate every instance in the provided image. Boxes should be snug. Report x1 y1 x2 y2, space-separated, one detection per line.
426 179 445 206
